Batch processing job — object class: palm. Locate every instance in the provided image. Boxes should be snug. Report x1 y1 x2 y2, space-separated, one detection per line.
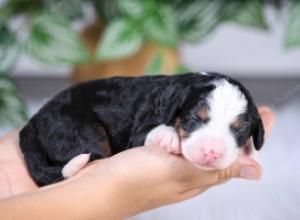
0 131 37 199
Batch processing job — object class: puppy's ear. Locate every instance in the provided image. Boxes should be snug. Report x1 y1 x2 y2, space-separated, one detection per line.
251 112 264 150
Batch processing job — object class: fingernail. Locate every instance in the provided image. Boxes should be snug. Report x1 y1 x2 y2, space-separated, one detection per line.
240 166 259 180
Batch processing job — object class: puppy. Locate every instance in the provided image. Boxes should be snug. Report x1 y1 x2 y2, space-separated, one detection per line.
20 72 264 186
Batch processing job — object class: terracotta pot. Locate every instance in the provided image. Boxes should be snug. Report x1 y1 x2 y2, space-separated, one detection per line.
72 22 180 82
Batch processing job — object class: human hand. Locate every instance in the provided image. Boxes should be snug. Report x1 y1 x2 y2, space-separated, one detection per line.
0 106 275 218
76 106 275 218
0 130 38 199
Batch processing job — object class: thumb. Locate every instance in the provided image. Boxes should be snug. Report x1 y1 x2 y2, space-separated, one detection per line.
199 156 262 187
216 156 262 184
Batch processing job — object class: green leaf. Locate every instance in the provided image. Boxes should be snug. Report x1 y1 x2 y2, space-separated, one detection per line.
117 0 151 19
174 65 192 74
0 23 20 74
144 5 179 47
92 0 120 22
0 75 27 127
222 0 268 30
96 19 144 61
26 14 90 65
144 50 163 75
42 0 84 20
176 1 222 43
0 0 41 18
284 1 300 48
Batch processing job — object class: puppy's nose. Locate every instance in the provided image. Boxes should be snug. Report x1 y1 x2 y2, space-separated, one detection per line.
203 149 223 164
200 138 225 164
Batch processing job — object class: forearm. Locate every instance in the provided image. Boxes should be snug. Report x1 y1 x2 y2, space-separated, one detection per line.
0 171 135 220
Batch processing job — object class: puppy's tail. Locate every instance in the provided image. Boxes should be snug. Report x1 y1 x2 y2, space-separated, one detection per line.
19 122 64 186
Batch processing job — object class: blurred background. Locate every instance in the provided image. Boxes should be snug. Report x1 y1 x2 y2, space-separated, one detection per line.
0 0 299 219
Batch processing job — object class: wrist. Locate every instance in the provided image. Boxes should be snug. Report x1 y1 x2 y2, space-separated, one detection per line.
91 160 154 219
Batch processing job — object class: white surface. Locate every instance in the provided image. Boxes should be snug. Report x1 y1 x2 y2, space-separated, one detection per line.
131 99 300 220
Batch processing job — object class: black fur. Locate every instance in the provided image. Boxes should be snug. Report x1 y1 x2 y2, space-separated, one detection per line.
19 73 264 186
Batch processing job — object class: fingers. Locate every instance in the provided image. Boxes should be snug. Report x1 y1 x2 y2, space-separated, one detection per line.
195 156 262 187
258 106 276 139
219 156 262 182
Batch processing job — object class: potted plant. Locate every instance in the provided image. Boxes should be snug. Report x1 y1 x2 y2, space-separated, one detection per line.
0 0 299 128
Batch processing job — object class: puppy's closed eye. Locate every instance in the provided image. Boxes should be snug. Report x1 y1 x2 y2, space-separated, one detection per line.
230 116 250 132
196 106 209 122
231 118 244 130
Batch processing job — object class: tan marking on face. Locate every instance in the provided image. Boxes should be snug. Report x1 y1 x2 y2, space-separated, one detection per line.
197 106 209 121
231 117 244 130
242 138 252 155
174 118 190 139
179 127 190 139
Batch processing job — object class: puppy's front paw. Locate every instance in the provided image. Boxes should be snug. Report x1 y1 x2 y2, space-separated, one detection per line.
145 124 181 154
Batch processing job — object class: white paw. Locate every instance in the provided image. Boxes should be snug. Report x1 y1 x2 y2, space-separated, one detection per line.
62 153 90 178
145 124 181 154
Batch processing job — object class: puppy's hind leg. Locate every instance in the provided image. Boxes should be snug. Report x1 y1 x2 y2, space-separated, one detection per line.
61 126 113 179
62 153 91 178
63 144 112 179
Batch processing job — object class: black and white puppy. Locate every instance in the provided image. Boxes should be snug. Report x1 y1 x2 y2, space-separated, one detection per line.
20 72 264 186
